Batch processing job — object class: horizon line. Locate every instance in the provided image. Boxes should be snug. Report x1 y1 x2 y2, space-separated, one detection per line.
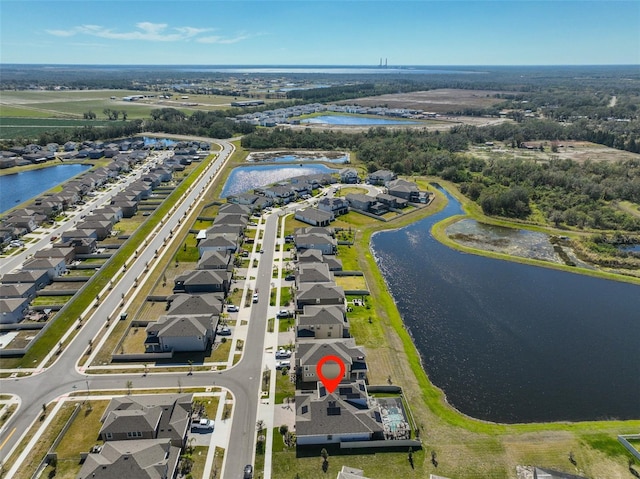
2 63 639 68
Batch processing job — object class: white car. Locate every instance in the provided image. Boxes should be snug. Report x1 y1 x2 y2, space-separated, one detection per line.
275 360 291 370
252 293 259 303
226 305 239 312
191 418 215 431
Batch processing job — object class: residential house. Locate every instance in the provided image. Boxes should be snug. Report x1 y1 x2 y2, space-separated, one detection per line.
206 223 245 238
226 192 260 207
376 193 407 209
1 270 51 290
318 197 349 217
99 394 192 448
259 185 296 204
110 198 138 218
76 438 181 479
0 283 36 300
294 233 337 255
345 193 376 212
77 220 112 240
55 237 97 254
92 206 124 224
297 249 343 272
61 229 98 243
197 234 239 257
197 250 233 271
339 168 360 184
166 293 223 317
0 297 30 324
387 178 430 203
366 169 396 185
22 257 67 279
297 305 350 339
34 246 75 264
173 269 231 295
295 381 383 446
218 203 251 216
294 208 333 227
145 314 217 352
297 262 333 284
296 338 367 383
5 216 38 233
296 282 345 309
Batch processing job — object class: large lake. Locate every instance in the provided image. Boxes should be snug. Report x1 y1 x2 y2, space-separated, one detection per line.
0 164 91 214
220 164 337 198
371 186 640 423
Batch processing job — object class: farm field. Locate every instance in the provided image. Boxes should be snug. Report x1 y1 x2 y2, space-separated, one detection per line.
0 88 271 139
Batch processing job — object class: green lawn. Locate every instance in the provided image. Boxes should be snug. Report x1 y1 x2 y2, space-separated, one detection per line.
274 367 295 404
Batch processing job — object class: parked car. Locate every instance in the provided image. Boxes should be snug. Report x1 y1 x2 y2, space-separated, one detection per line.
243 464 253 479
226 304 239 312
191 418 215 432
276 310 292 319
284 274 295 281
275 360 291 370
275 349 291 359
218 326 231 336
252 293 259 303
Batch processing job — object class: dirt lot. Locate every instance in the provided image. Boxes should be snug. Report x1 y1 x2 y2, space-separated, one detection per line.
471 140 640 164
337 88 506 113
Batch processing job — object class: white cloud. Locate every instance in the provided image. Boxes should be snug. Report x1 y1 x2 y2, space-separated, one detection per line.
197 31 259 44
46 22 216 42
45 29 76 37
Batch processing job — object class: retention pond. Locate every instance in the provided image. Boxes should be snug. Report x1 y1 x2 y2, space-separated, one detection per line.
371 186 640 423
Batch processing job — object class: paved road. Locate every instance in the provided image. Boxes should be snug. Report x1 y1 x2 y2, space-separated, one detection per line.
0 139 281 479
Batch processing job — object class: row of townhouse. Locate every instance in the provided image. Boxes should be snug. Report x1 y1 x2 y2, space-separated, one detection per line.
1 138 211 169
0 158 179 325
232 100 440 127
344 177 432 217
289 227 385 447
227 172 338 211
143 203 250 354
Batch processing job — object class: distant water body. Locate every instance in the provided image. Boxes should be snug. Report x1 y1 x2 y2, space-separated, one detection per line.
0 164 91 214
220 164 337 198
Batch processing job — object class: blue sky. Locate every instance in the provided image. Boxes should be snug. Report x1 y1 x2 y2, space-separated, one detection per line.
1 0 638 65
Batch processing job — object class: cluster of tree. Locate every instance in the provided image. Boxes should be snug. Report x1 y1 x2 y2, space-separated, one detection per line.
36 121 143 145
101 108 128 121
144 107 255 138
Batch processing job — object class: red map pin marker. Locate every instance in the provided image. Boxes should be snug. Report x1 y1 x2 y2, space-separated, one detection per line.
316 355 346 394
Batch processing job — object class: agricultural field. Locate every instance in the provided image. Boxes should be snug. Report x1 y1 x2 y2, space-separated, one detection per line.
0 88 267 140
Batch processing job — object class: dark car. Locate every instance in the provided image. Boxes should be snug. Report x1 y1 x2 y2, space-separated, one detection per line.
243 464 253 478
285 274 295 281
